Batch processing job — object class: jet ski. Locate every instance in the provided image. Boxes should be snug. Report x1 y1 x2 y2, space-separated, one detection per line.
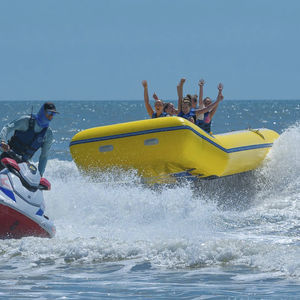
0 151 55 239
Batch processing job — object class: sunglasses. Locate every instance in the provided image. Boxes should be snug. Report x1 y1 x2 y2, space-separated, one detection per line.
46 110 56 116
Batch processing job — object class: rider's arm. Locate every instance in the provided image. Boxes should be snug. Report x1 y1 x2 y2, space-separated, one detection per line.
38 128 53 176
198 79 205 120
0 117 29 148
209 83 223 119
142 80 154 118
194 95 223 117
177 78 185 113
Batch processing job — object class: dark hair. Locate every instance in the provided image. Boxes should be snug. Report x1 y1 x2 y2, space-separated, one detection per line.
182 99 192 107
183 96 191 102
163 103 171 112
185 94 192 100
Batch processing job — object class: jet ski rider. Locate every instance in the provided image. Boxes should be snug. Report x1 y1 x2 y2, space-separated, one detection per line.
0 102 59 176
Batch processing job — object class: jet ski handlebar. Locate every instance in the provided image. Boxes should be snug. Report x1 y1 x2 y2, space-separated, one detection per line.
1 154 51 192
6 150 24 163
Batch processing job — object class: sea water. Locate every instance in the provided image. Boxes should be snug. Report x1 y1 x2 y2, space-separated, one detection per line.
0 100 299 299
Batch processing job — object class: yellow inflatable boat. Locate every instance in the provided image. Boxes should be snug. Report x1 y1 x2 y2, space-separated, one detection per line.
69 117 279 181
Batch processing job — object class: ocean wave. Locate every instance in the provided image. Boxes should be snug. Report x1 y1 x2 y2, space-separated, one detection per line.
1 123 299 280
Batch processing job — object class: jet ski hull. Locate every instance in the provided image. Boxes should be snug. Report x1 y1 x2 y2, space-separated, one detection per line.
0 202 53 239
0 158 55 239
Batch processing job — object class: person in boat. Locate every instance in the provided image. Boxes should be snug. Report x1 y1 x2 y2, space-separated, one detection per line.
163 102 178 116
178 97 196 123
142 80 167 118
196 82 223 134
176 78 196 123
177 78 223 125
184 94 198 122
153 92 178 116
186 94 198 111
0 102 59 175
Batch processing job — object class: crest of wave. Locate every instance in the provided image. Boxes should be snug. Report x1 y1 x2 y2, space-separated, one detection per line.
245 123 300 236
259 122 300 186
254 123 300 199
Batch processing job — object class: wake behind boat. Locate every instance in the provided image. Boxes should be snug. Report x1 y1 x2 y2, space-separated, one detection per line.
69 117 279 182
0 153 55 239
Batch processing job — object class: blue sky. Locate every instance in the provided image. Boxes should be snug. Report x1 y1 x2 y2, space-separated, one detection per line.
0 0 299 101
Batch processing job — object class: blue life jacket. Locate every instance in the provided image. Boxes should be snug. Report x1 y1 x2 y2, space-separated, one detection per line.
178 111 194 122
190 108 196 116
8 117 48 161
152 112 167 118
189 108 197 123
196 112 211 133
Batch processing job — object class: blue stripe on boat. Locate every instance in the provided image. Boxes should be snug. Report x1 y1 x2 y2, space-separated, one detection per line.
69 125 273 153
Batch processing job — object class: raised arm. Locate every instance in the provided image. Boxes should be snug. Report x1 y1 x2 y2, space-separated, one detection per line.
177 78 185 113
210 83 223 119
153 92 159 101
142 80 154 118
198 79 205 109
194 91 223 117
